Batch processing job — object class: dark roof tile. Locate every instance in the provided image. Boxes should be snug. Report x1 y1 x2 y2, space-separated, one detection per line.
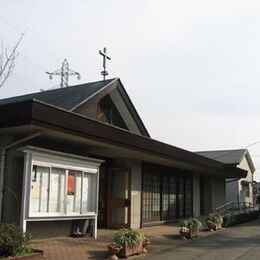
196 149 247 164
0 78 116 110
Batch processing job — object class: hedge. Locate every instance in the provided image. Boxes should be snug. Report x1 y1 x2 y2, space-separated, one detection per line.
223 210 260 227
0 223 31 257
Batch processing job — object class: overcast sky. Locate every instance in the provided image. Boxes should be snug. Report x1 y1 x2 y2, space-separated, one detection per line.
1 0 260 180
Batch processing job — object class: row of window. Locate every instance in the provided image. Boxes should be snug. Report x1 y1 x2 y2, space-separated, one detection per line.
142 173 192 223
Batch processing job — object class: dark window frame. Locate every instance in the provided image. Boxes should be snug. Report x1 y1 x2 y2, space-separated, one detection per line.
141 163 193 225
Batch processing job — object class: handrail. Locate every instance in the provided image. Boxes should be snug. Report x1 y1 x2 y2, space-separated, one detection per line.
216 201 255 215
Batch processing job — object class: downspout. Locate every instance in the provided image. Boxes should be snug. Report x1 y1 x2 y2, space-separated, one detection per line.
0 131 42 223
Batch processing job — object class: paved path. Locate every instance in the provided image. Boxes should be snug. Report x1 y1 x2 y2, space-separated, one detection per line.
145 219 260 260
29 219 260 259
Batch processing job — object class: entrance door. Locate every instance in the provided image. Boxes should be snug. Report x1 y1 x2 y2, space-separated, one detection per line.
107 168 131 229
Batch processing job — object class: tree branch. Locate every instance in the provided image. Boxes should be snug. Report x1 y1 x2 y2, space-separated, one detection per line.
0 33 24 88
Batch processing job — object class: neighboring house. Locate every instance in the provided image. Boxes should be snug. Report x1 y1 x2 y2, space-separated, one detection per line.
0 78 246 238
196 149 255 205
253 181 260 205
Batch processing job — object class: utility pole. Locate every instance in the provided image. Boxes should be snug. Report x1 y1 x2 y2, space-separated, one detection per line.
99 47 111 80
46 59 80 88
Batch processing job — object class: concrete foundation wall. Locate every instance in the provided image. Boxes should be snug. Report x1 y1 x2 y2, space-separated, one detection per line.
193 173 200 217
27 221 73 238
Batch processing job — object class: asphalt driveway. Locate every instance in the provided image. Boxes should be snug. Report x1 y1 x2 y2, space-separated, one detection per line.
146 219 260 260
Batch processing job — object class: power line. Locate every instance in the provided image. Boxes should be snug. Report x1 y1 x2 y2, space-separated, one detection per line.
0 14 61 62
19 53 48 72
12 72 43 90
0 12 76 90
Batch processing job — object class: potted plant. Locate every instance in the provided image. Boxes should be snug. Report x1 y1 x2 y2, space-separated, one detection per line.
140 233 150 253
178 218 202 239
107 242 122 260
108 228 150 258
206 213 223 231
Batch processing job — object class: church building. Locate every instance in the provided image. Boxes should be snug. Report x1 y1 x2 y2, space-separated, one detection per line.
0 78 247 238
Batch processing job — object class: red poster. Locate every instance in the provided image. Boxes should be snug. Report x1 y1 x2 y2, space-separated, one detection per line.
68 175 75 195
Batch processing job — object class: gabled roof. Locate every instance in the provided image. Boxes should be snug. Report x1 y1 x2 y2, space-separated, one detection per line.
196 149 255 173
0 78 150 137
0 78 115 110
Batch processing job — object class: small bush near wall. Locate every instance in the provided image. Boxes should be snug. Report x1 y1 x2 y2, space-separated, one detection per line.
0 223 31 257
223 211 260 227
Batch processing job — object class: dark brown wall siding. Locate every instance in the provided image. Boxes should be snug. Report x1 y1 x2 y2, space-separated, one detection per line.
2 149 24 225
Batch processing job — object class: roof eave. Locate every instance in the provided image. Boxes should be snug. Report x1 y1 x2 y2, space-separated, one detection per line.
0 99 245 178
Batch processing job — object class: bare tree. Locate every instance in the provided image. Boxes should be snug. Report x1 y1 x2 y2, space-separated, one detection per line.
0 33 24 88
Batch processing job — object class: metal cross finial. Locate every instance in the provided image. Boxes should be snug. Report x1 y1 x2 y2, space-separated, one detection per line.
99 47 111 80
46 59 81 88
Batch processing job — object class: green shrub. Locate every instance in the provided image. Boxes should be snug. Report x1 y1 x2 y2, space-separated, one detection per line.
223 211 260 227
178 218 202 229
15 246 33 256
207 213 223 225
0 223 31 257
113 228 143 246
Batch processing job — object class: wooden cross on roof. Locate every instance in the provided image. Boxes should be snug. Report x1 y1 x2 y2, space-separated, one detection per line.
99 47 111 80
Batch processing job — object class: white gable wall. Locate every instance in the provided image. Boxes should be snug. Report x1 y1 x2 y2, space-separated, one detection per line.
225 156 254 204
237 157 254 204
109 89 142 135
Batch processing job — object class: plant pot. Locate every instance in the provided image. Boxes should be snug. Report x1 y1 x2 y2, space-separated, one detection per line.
117 242 143 258
187 227 200 238
207 220 222 231
142 241 150 253
214 223 222 231
179 230 189 239
107 244 121 260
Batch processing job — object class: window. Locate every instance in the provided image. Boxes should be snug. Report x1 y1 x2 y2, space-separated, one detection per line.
97 95 128 129
27 151 100 218
162 176 177 220
142 174 160 221
243 183 250 197
142 167 192 223
185 178 192 217
178 178 185 218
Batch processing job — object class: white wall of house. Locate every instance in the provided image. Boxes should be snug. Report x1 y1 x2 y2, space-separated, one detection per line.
238 157 254 204
193 173 200 217
225 157 254 205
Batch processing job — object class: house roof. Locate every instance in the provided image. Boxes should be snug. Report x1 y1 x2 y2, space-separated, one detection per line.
0 99 247 178
0 78 150 137
0 78 115 110
196 149 255 173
